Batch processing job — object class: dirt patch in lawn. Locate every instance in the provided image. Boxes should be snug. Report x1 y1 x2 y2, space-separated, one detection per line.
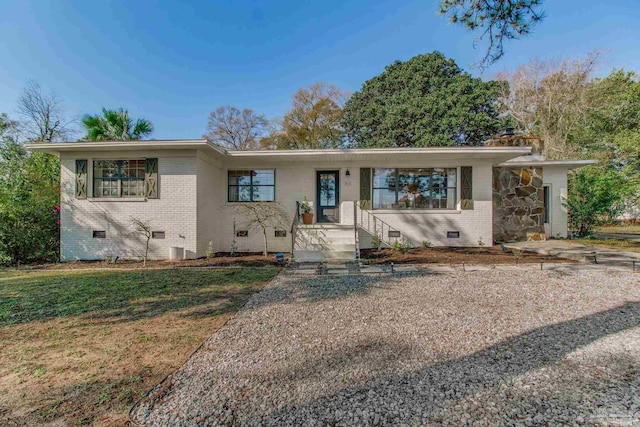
0 267 278 427
18 253 287 271
361 245 572 265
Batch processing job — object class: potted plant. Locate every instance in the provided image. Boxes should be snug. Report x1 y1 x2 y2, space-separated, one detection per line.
300 197 314 225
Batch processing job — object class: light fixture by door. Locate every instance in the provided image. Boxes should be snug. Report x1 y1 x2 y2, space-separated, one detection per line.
345 169 351 176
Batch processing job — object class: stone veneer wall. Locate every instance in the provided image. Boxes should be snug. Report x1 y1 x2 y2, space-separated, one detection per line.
493 167 545 242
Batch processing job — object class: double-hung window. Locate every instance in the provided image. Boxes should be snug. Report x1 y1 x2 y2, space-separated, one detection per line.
372 168 457 209
93 160 145 198
228 170 275 202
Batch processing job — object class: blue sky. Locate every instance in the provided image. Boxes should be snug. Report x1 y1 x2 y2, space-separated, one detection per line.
1 0 639 140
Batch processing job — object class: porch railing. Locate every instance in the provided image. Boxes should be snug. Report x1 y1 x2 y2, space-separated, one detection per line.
290 201 300 255
354 200 415 249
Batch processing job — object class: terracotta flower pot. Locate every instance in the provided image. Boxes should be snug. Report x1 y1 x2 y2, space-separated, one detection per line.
301 212 314 225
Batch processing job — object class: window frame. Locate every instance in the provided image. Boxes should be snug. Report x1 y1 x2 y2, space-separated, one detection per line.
227 169 276 203
92 159 146 198
371 167 458 210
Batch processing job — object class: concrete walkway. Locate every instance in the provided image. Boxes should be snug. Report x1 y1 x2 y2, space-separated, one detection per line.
287 261 638 275
507 240 640 269
594 233 640 243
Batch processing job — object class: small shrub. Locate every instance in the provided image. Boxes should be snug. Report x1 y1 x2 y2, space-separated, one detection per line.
392 239 411 254
206 241 214 258
421 240 432 249
371 233 382 249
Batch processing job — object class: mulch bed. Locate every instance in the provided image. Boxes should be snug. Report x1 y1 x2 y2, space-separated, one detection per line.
361 245 571 265
10 246 572 271
15 253 284 271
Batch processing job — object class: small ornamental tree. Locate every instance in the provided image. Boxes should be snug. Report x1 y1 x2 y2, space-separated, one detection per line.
131 217 153 266
235 203 289 256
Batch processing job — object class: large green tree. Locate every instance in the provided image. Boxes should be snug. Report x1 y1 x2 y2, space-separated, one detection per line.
0 127 60 264
82 108 153 141
342 52 508 147
0 81 69 264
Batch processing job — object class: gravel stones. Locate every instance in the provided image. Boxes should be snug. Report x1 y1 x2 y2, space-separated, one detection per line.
132 270 640 426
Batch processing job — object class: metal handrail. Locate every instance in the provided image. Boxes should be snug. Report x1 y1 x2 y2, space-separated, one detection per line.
353 201 360 259
291 201 300 254
354 200 414 248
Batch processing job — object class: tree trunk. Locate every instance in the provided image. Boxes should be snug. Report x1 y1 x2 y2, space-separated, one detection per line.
262 227 268 257
144 237 149 267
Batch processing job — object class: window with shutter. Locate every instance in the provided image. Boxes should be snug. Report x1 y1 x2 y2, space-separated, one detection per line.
359 168 371 209
75 159 87 199
461 166 473 210
145 158 158 199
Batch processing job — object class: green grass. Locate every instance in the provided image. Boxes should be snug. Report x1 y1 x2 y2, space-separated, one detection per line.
572 238 640 253
595 224 640 235
0 267 279 325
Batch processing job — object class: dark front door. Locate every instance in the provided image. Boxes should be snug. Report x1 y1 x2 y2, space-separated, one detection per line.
317 170 339 223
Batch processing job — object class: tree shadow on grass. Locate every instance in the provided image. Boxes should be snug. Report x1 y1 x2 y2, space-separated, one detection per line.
0 268 279 325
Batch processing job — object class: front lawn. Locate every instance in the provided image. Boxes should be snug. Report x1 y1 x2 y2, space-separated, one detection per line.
571 238 640 253
595 223 640 235
0 267 278 426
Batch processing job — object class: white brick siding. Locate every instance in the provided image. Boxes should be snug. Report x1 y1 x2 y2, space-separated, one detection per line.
57 147 571 260
60 150 198 261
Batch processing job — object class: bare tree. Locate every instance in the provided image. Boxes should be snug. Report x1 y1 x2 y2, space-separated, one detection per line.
204 106 268 150
234 203 289 256
131 217 153 267
495 52 600 158
17 81 74 142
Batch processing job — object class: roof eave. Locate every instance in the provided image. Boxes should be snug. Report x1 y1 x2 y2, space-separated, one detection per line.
25 139 228 156
497 159 598 169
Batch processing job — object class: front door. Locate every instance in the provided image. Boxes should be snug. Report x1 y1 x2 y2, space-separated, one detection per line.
316 170 339 223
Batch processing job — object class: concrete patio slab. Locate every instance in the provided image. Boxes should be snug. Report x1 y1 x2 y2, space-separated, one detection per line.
507 240 640 269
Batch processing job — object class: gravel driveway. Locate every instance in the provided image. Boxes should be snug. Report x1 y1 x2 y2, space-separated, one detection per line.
132 269 640 426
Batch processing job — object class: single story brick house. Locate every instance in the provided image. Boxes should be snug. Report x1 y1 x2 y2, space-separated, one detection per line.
29 135 595 262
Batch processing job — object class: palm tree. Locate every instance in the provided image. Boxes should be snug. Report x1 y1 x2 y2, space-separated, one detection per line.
81 108 153 141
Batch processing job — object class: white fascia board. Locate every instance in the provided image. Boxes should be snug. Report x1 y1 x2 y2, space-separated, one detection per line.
497 159 598 169
225 146 532 157
26 139 228 157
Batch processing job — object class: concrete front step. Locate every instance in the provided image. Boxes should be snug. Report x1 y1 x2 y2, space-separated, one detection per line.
293 250 356 262
295 243 356 251
295 237 355 245
297 224 354 230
